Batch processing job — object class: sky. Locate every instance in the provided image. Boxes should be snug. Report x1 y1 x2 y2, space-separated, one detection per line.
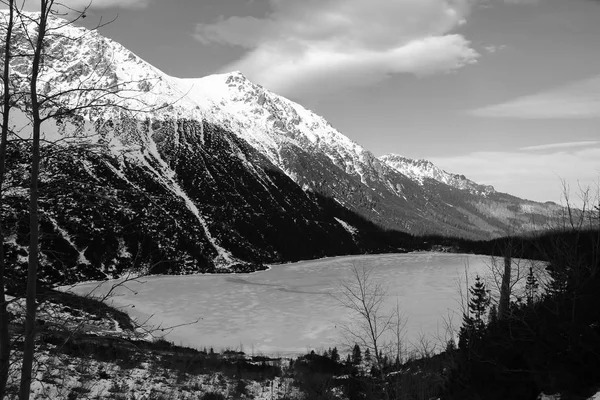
10 0 600 205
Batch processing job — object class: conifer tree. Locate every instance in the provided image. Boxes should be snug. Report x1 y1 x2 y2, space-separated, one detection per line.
446 338 457 352
352 344 362 365
331 347 340 363
488 304 498 325
469 275 491 328
459 275 490 351
525 266 539 306
546 263 568 299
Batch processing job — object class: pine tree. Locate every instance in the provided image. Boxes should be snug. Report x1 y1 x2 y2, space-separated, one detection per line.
352 344 362 365
488 304 498 326
469 275 491 328
458 314 474 352
525 266 539 306
546 263 568 298
446 338 457 352
331 347 340 363
459 275 490 351
364 348 371 362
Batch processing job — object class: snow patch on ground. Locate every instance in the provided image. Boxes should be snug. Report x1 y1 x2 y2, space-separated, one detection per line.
334 217 358 236
47 216 91 266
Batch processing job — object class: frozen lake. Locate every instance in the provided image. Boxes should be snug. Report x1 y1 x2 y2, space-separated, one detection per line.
67 252 511 356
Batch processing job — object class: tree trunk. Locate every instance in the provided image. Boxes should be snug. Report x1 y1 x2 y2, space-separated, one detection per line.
19 3 47 399
0 1 15 397
498 251 512 320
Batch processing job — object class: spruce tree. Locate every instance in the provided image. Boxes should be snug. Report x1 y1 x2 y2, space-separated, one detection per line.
525 266 539 306
488 304 498 326
546 263 568 298
469 275 491 329
352 344 362 365
446 338 457 352
459 275 490 351
331 347 340 363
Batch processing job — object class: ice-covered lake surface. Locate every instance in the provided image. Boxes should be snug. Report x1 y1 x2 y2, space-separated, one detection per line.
67 252 512 356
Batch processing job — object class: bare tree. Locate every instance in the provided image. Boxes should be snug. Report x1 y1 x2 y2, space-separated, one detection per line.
497 242 512 320
484 180 598 324
0 2 16 397
19 2 50 397
536 180 600 322
488 246 528 310
1 3 166 398
484 219 547 320
335 264 407 399
392 298 407 367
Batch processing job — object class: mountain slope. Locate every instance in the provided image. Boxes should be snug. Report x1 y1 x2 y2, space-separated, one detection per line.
170 71 562 238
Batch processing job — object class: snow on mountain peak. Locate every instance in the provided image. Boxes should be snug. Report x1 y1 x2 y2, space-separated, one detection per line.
170 68 386 186
5 12 396 191
380 154 495 195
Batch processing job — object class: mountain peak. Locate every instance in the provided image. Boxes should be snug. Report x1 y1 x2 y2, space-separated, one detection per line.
380 154 495 195
227 70 247 78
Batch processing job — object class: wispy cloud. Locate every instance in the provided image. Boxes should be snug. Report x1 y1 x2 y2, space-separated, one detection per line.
483 44 508 54
195 0 479 98
520 141 600 151
469 75 600 119
431 146 600 204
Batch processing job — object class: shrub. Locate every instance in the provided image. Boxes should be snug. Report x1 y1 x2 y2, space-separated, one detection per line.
201 392 226 400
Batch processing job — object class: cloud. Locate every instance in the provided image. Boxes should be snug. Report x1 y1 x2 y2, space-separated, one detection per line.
195 0 479 98
520 141 600 151
431 146 600 205
469 75 600 119
483 44 506 54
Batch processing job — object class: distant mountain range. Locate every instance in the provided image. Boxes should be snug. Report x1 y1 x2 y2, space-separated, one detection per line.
379 154 496 196
1 13 563 285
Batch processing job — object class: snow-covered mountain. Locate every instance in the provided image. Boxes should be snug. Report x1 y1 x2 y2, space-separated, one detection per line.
173 72 386 185
1 13 563 285
380 154 495 195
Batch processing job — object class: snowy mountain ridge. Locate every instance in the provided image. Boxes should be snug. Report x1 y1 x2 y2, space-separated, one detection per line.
8 11 391 195
380 154 496 195
172 71 383 186
6 12 491 200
